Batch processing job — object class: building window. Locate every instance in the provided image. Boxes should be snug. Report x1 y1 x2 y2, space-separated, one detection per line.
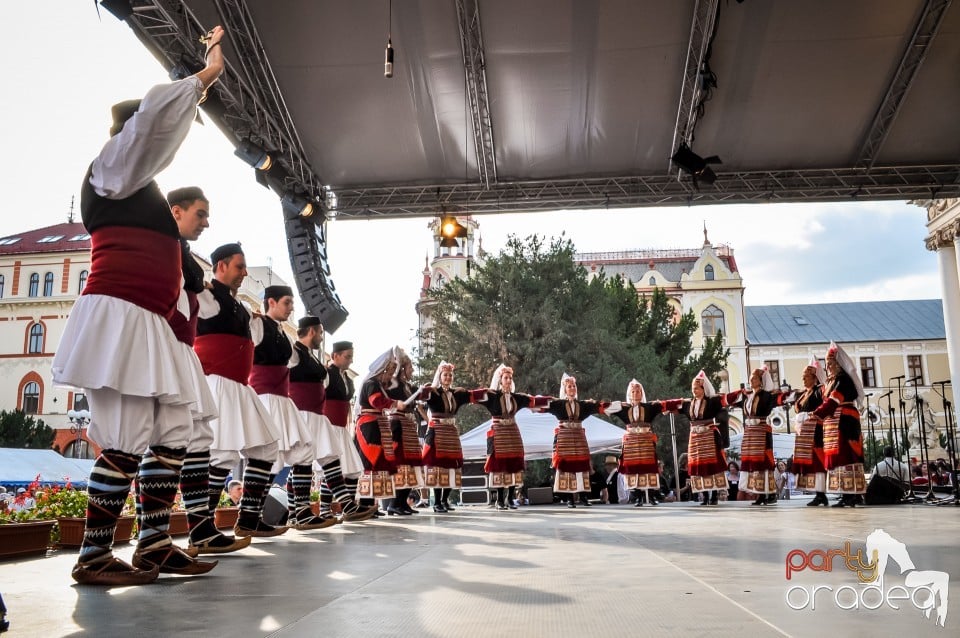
701 304 725 338
28 272 39 297
763 361 781 387
73 392 89 412
860 357 876 388
28 323 44 354
78 270 88 294
22 381 40 414
907 355 924 385
0 274 4 298
704 264 715 281
43 272 54 296
648 276 656 286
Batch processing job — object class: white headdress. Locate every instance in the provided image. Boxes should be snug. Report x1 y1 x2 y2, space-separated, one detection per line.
827 341 864 407
560 373 578 399
691 370 716 397
805 356 827 386
432 360 454 388
626 379 646 403
489 363 514 391
354 347 397 412
752 366 776 392
389 346 411 387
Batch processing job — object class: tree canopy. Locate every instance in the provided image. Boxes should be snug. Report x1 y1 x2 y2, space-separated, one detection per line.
0 409 56 449
418 234 729 404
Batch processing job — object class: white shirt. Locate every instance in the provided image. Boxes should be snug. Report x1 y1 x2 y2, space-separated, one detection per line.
874 457 910 484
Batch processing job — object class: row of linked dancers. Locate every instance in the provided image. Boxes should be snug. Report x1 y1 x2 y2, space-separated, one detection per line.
52 29 406 586
368 340 866 515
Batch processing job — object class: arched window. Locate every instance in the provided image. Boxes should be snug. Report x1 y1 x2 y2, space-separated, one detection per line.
43 272 54 296
705 264 715 281
28 323 44 353
0 274 4 298
701 304 725 338
648 276 656 286
78 270 88 293
22 381 40 414
28 272 39 297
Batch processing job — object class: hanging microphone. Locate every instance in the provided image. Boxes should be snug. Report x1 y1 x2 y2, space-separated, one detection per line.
384 38 394 78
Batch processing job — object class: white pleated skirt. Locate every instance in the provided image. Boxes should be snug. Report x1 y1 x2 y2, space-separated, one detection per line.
302 411 338 465
206 374 280 451
174 341 218 422
52 294 196 406
311 422 364 478
259 393 310 453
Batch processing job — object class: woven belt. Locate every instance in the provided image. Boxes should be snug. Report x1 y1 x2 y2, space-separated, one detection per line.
744 418 762 426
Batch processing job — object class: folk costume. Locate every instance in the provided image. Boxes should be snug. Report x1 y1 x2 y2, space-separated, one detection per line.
791 358 828 506
740 367 779 505
421 362 483 512
353 349 401 508
543 374 614 508
54 78 215 585
670 371 739 506
287 316 339 528
476 364 549 510
384 349 425 515
170 214 249 556
811 342 867 506
607 380 663 507
195 245 285 538
318 341 374 521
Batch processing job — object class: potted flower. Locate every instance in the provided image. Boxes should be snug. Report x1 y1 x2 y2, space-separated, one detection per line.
167 493 189 537
0 480 56 560
214 492 239 529
37 483 136 548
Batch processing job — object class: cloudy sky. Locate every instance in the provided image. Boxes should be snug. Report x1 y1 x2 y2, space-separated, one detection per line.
0 3 942 374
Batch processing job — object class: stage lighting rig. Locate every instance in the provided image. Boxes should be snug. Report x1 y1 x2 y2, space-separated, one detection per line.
282 193 317 220
438 215 468 248
235 139 273 171
671 143 722 188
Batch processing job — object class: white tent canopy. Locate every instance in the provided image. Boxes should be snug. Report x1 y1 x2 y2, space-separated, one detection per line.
460 409 625 461
0 448 95 488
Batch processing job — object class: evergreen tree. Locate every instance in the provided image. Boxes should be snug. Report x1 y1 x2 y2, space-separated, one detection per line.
0 410 56 449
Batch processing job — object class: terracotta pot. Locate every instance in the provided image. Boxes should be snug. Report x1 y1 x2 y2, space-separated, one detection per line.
167 511 189 537
57 516 135 548
0 520 56 560
214 507 239 530
310 502 320 516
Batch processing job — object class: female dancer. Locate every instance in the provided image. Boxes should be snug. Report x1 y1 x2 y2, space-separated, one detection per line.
421 361 484 512
668 370 740 506
791 358 827 506
542 374 618 508
384 348 424 515
353 349 401 512
810 342 867 507
476 364 548 510
740 367 779 505
606 380 663 507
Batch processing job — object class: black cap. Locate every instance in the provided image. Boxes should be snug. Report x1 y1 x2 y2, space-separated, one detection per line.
298 316 321 331
211 242 243 266
331 341 353 353
263 285 293 301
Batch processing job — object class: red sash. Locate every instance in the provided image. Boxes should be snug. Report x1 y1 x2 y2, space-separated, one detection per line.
323 399 350 427
289 381 325 414
249 364 289 396
194 333 253 385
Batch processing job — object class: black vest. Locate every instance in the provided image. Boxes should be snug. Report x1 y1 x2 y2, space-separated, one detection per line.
80 164 179 237
290 342 327 383
196 280 251 338
253 317 292 366
326 363 354 402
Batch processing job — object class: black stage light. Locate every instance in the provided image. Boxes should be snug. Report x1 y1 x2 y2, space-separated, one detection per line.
282 193 316 220
235 139 273 171
671 143 722 186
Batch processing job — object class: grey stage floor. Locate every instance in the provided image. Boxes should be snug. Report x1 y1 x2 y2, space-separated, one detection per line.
1 497 958 637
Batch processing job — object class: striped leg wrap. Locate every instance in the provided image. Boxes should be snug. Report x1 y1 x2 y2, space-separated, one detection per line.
136 446 186 552
318 482 333 514
79 449 140 565
237 458 272 529
321 459 354 506
289 465 313 522
180 451 219 545
208 465 231 513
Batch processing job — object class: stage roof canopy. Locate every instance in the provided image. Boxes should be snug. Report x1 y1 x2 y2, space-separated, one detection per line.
119 0 960 219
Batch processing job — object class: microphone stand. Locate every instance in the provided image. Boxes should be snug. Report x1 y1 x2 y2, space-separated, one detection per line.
910 381 937 503
892 376 919 502
931 381 959 506
863 392 876 466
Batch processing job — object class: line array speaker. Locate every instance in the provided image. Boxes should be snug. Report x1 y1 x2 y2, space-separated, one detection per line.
285 216 348 333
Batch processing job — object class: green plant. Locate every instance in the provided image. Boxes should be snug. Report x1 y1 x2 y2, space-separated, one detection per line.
218 491 233 508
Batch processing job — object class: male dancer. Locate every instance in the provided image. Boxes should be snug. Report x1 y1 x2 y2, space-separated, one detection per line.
249 287 327 530
168 187 250 554
318 342 376 521
195 244 286 537
288 316 340 528
54 27 226 585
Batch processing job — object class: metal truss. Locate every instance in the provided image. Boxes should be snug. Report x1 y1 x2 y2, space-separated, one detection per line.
856 0 953 169
668 0 720 173
455 0 497 188
329 165 960 219
123 0 324 200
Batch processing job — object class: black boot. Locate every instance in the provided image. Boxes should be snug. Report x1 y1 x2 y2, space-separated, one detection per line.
710 490 718 505
751 494 766 506
700 490 712 506
441 488 455 511
496 487 508 510
507 486 518 509
432 488 447 513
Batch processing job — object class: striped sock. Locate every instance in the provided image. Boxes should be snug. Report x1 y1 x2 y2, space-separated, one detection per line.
79 449 139 565
291 465 314 521
318 481 333 514
321 459 354 505
208 465 231 513
136 446 186 552
181 451 219 544
237 458 272 529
